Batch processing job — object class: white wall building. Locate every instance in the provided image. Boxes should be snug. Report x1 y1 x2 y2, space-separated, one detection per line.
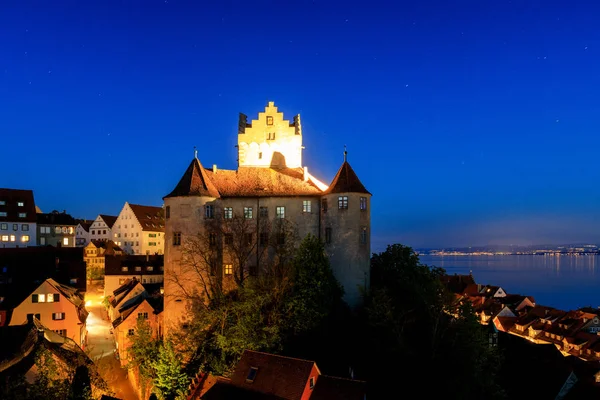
112 203 165 255
88 215 117 243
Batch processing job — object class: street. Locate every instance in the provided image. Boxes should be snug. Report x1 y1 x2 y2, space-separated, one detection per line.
86 282 140 400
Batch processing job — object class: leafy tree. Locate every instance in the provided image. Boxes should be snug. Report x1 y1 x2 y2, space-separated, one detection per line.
70 365 92 400
152 340 189 400
128 318 161 381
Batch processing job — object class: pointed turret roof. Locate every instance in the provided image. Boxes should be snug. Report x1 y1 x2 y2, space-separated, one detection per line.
325 161 371 195
164 157 220 198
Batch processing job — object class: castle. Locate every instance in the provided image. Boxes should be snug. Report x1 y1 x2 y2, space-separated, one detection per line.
163 102 371 333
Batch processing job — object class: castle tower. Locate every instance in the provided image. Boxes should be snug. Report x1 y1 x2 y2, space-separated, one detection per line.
237 101 303 168
162 152 220 334
321 150 371 307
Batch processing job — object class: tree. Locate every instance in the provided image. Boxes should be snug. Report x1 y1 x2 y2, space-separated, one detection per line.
128 318 160 381
152 340 189 400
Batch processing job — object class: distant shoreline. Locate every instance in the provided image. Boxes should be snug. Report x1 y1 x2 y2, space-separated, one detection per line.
419 253 600 256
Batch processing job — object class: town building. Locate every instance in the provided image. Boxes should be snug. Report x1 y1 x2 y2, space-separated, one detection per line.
111 203 165 255
0 188 37 248
89 214 118 243
163 102 371 334
75 219 93 247
103 254 164 297
6 278 88 347
84 240 124 283
187 350 367 399
36 210 77 247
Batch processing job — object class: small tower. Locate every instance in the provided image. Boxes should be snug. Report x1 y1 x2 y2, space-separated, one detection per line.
237 101 303 169
162 151 220 335
321 149 371 307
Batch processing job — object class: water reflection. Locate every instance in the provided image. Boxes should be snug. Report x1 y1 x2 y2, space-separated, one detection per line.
419 255 600 310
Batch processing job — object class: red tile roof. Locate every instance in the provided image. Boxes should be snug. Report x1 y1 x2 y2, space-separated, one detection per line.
165 158 221 198
324 161 370 195
230 350 317 399
0 188 37 223
129 204 164 232
311 375 366 400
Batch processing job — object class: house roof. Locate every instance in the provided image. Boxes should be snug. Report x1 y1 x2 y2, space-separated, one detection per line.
36 211 77 226
129 204 164 232
98 215 118 229
0 188 37 223
89 240 123 255
230 350 317 399
104 255 164 276
311 375 367 400
113 292 163 328
164 158 221 198
324 161 370 195
77 221 92 232
441 273 475 294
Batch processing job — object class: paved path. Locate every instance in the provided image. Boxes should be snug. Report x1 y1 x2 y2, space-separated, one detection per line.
86 283 140 400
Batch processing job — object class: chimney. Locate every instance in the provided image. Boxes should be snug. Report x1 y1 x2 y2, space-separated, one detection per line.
303 166 308 182
213 164 217 174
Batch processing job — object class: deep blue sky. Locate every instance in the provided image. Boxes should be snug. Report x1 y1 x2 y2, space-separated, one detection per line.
2 1 600 250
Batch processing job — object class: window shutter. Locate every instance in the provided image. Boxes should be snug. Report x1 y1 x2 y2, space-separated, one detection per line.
52 313 56 320
32 294 38 303
54 293 60 302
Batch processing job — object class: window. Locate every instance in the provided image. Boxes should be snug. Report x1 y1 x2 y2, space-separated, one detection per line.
92 230 95 235
224 233 233 245
27 313 41 323
18 213 26 218
54 329 67 336
0 201 4 205
121 267 128 272
103 230 107 234
338 196 348 209
17 201 24 207
303 200 311 213
21 224 28 231
266 116 273 125
40 237 46 245
259 232 269 246
310 377 315 390
21 235 29 242
246 367 258 383
147 266 153 271
321 199 328 213
135 266 141 271
1 223 6 230
149 241 157 246
63 238 69 246
136 241 139 246
258 152 262 159
267 132 275 140
173 232 181 246
62 227 67 234
276 206 285 219
55 227 61 234
138 312 148 320
0 212 6 217
244 207 253 219
224 207 233 219
244 233 253 245
209 233 217 247
325 227 332 244
13 224 18 231
149 233 157 238
205 205 214 219
136 232 138 237
52 312 65 320
68 227 74 234
1 235 8 242
9 235 15 242
360 227 368 244
259 207 268 218
165 206 170 219
128 329 135 336
224 264 233 275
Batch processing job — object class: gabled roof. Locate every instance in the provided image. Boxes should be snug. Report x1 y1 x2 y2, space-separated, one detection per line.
164 158 220 198
98 215 118 229
324 161 370 195
113 292 163 328
0 188 37 223
104 255 164 276
37 211 77 226
311 375 367 400
77 221 92 232
89 240 123 255
230 350 317 399
129 204 164 232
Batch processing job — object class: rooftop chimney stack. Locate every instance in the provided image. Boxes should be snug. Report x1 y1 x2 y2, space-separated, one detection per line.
303 166 308 182
213 164 217 174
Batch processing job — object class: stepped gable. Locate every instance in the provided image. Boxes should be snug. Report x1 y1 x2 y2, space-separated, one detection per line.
204 167 322 197
324 161 370 195
165 157 220 199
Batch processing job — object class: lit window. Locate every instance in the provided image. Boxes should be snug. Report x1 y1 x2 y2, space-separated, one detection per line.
40 237 46 245
39 294 46 303
338 196 348 209
266 116 273 125
244 207 253 219
276 206 285 219
325 227 332 244
63 238 69 246
360 197 367 211
135 266 141 271
246 367 258 383
302 200 311 213
18 213 26 218
21 235 30 242
0 212 6 217
52 312 65 320
173 232 181 246
17 202 24 207
121 267 128 272
224 207 233 219
360 227 367 244
47 294 55 303
1 235 8 242
205 205 214 219
310 377 315 390
224 264 233 275
55 227 61 234
9 235 15 242
62 227 67 234
22 224 28 231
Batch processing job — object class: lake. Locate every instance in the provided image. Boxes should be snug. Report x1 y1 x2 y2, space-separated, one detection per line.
418 254 600 311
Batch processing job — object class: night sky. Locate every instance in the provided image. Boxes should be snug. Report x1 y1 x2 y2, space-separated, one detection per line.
2 1 600 250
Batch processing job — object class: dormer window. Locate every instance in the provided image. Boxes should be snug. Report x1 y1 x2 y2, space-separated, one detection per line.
309 377 315 389
266 116 273 125
246 367 258 383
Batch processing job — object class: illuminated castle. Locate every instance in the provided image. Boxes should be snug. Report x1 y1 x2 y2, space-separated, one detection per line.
162 102 371 333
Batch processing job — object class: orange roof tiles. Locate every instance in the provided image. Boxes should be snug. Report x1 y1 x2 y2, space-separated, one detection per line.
129 204 164 232
324 161 370 195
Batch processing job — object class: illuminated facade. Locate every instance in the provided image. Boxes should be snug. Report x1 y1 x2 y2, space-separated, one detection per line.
112 203 165 255
0 189 37 248
163 102 371 333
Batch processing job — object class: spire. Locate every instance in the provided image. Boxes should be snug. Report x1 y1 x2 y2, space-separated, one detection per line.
344 145 347 162
164 156 220 199
325 159 371 195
